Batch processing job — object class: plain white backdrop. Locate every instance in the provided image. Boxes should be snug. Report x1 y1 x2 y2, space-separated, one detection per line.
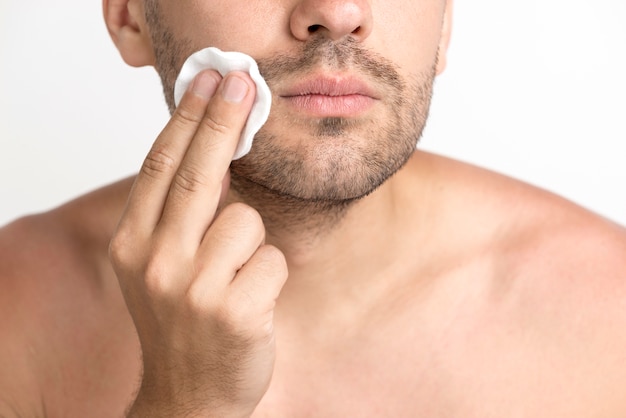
1 0 625 226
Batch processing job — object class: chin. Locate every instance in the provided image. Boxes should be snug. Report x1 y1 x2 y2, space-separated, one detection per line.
231 131 415 203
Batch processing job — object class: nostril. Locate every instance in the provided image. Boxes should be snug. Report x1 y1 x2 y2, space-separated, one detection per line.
306 24 362 36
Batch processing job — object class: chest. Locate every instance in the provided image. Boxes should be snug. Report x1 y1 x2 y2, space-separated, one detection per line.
250 309 620 417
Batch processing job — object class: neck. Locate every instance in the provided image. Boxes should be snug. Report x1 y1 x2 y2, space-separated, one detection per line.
229 165 406 270
229 173 355 243
227 155 438 330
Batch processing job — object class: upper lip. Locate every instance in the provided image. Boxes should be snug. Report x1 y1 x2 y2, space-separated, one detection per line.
279 74 379 99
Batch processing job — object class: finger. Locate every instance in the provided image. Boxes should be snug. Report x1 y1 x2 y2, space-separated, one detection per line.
227 244 288 321
158 72 256 245
120 70 222 235
187 203 266 298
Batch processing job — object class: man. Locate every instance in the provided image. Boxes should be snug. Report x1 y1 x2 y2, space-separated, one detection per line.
1 0 625 416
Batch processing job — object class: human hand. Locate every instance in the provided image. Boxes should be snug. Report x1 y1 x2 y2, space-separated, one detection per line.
109 70 288 418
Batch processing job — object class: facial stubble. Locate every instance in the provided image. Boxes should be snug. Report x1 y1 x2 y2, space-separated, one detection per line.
146 6 436 231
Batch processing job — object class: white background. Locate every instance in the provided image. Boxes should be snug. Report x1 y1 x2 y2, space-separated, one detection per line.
1 0 625 226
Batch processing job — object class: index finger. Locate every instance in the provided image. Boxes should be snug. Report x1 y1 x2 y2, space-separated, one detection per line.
157 72 257 246
119 70 222 235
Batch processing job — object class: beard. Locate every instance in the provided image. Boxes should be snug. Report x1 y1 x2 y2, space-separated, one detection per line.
146 4 436 228
232 37 436 203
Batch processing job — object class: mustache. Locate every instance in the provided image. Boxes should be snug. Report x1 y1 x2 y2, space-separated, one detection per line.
255 37 405 90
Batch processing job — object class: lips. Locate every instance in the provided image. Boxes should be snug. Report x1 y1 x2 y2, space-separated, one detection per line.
279 75 379 117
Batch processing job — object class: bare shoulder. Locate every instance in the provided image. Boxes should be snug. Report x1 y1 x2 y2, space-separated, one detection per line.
509 200 626 284
0 178 139 417
412 150 626 272
430 151 626 317
500 198 626 413
482 157 626 293
451 153 626 411
416 152 626 413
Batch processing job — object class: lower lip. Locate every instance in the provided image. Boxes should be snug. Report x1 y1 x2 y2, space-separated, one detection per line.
282 94 376 117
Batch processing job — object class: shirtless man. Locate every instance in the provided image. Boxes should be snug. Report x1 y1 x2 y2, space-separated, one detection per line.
1 0 626 416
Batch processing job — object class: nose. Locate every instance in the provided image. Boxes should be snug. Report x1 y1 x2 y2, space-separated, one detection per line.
290 0 373 42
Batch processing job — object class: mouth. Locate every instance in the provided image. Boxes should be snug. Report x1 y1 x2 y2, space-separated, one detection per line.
279 74 379 118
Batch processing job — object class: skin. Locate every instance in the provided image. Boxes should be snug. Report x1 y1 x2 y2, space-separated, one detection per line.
2 0 626 417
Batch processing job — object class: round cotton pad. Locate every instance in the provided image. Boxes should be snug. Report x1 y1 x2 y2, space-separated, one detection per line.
174 47 272 160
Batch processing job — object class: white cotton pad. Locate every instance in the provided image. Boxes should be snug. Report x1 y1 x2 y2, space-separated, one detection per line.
174 47 272 160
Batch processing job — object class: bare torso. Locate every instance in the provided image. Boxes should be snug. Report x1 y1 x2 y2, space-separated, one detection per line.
2 152 625 417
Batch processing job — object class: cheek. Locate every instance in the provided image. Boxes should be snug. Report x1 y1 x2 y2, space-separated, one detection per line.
167 0 287 56
374 2 444 73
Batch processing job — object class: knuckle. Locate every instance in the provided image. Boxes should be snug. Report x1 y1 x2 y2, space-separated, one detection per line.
214 300 251 336
201 113 231 136
143 255 173 296
220 291 274 341
214 203 265 245
141 147 178 179
173 164 214 194
220 203 264 229
184 280 214 313
256 245 288 277
108 227 135 268
174 105 203 127
142 244 182 296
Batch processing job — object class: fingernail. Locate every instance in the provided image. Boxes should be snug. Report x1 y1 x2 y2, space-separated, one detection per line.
190 71 219 99
222 75 249 103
